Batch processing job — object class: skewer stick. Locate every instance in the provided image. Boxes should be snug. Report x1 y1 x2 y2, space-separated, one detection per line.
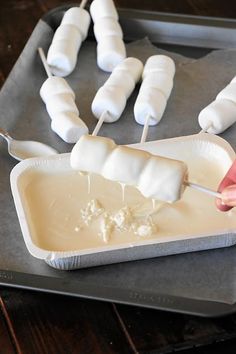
38 47 52 78
199 122 213 134
140 114 151 143
92 111 109 136
80 0 88 8
184 181 222 199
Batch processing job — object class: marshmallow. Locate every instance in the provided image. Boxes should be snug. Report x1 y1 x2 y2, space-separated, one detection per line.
45 93 79 119
114 57 144 83
71 134 116 173
90 0 126 72
51 112 88 144
94 18 123 42
61 7 91 40
92 57 143 122
216 82 236 104
90 0 118 22
97 36 126 72
134 88 167 126
134 55 175 126
141 72 174 99
40 77 88 143
143 55 176 79
71 135 188 202
47 33 82 77
47 7 91 77
198 99 236 134
92 85 126 122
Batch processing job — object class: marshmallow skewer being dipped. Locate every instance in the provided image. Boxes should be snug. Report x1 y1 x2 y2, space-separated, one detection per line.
91 57 143 131
134 55 176 143
90 0 126 72
38 48 88 143
46 0 90 77
198 76 236 134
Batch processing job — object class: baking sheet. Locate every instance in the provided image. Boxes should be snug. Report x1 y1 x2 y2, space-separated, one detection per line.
1 7 236 315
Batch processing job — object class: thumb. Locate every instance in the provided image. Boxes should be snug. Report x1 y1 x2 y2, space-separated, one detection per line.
221 184 236 207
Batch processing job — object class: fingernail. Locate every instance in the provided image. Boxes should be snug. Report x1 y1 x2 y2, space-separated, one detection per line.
222 185 236 206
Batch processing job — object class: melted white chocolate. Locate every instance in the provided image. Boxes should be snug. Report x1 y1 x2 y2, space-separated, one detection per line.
22 152 236 253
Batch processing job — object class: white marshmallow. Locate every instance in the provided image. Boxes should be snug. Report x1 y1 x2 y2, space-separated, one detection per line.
94 18 123 42
45 93 79 119
51 112 88 144
104 71 135 99
71 134 116 173
40 77 75 102
198 99 236 134
143 55 176 79
216 82 236 104
141 71 173 99
138 156 186 202
102 145 149 184
90 0 118 22
97 35 126 72
134 88 167 126
61 7 91 40
47 7 91 77
114 57 144 83
47 34 82 77
92 85 126 122
70 135 188 202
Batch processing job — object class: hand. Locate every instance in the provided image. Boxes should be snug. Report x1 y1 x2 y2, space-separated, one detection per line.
216 160 236 211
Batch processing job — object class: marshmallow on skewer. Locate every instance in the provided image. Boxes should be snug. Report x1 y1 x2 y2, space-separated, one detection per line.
198 76 236 134
134 55 175 126
47 4 91 77
90 0 126 72
92 57 143 123
71 134 188 203
38 48 88 143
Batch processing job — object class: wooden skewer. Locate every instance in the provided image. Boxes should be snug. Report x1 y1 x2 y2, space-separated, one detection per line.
92 111 110 136
199 122 213 134
38 47 52 78
140 114 151 144
80 0 88 8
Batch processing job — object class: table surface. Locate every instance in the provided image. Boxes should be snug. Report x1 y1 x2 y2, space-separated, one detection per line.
1 1 236 353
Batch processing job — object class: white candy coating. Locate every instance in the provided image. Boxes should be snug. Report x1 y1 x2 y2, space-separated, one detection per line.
90 0 118 22
198 99 236 134
47 7 91 77
92 57 143 122
134 88 167 126
134 55 175 125
70 135 188 202
51 112 88 144
97 36 126 72
40 77 88 143
90 0 126 72
94 18 123 42
143 55 176 79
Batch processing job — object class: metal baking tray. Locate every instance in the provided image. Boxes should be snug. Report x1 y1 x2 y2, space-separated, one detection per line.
1 5 236 316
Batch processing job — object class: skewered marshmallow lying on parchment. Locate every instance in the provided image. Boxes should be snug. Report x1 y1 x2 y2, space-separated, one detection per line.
92 57 143 122
198 76 236 134
47 6 91 77
90 0 126 72
40 77 88 143
70 134 188 202
134 55 175 126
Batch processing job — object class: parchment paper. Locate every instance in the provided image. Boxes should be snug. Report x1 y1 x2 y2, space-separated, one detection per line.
1 18 236 305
